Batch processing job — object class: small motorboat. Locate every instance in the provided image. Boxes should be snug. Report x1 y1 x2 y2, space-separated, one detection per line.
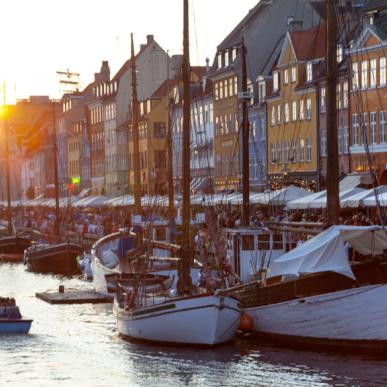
0 297 33 334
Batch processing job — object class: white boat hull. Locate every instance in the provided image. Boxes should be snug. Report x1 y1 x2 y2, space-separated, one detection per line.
114 294 241 346
245 284 387 349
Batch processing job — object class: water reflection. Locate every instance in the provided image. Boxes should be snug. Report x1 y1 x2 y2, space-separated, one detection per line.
1 263 387 386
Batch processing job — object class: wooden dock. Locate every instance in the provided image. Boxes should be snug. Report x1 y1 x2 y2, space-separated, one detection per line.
36 289 113 305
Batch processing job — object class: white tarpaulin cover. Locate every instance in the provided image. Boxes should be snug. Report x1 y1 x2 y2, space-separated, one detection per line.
363 190 387 208
267 225 387 280
308 188 365 209
341 185 387 208
286 190 326 210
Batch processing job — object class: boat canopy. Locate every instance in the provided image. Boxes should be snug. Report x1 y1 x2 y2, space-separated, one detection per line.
267 226 387 280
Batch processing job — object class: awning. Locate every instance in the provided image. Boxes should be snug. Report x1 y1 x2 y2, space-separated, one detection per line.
339 173 372 191
308 188 365 209
341 185 387 208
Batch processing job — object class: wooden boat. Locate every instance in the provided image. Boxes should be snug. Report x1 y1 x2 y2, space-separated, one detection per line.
114 291 240 346
232 225 387 352
0 297 32 334
113 7 240 346
0 236 31 255
23 242 83 275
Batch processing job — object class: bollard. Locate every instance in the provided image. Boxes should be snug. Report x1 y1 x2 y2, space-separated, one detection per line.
59 285 64 293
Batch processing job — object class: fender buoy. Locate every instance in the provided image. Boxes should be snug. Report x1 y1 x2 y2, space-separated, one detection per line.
239 313 253 332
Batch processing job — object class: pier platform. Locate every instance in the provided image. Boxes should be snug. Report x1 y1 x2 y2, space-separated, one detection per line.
36 289 113 304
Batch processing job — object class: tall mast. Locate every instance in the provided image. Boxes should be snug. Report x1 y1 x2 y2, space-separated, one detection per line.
241 38 250 227
326 0 339 225
3 82 12 235
167 82 175 239
177 0 193 295
52 100 60 235
131 33 142 216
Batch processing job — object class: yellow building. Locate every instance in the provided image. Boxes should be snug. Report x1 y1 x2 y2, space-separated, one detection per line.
266 24 325 190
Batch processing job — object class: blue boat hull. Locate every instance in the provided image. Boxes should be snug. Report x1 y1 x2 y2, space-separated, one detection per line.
0 319 33 334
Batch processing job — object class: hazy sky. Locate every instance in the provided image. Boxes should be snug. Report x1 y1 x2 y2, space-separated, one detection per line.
0 0 258 101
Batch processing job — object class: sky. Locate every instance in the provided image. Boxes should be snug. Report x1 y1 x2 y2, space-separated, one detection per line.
0 0 258 102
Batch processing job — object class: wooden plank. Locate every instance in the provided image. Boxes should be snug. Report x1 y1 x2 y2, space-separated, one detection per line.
36 290 113 305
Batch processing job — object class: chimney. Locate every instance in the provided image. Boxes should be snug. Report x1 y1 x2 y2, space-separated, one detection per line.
205 57 210 73
147 35 154 44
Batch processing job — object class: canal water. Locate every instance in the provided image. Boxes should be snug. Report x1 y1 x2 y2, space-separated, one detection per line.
1 263 387 386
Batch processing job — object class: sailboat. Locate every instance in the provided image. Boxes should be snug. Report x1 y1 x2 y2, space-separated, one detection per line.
227 1 387 353
113 1 241 346
23 100 83 275
0 82 31 258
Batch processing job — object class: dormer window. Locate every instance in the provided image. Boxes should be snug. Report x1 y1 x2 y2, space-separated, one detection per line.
258 80 266 103
217 53 222 69
306 62 313 82
232 48 237 62
284 69 289 85
291 66 297 83
337 44 343 63
224 51 229 67
273 71 279 92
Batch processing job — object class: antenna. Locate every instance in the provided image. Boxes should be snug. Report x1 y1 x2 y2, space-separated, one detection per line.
56 68 80 94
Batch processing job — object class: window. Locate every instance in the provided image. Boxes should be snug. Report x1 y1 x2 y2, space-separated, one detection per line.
154 122 166 138
258 81 266 103
370 112 376 144
380 57 386 86
277 105 281 124
306 98 312 119
361 112 368 143
219 81 224 99
224 79 228 98
260 116 266 141
284 103 289 123
352 62 359 90
217 53 222 69
284 141 289 162
306 138 312 162
380 111 386 143
278 142 282 163
343 126 349 154
337 83 341 110
271 106 275 126
215 83 219 100
292 101 297 121
321 87 326 113
321 130 327 156
229 77 233 97
299 139 305 162
299 99 304 120
271 143 276 163
361 60 368 89
232 48 237 62
343 81 349 108
306 62 313 82
224 51 229 67
291 140 297 162
352 113 359 145
284 69 289 85
338 128 343 155
234 76 238 95
337 44 343 63
370 59 377 88
273 72 279 92
291 66 297 83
